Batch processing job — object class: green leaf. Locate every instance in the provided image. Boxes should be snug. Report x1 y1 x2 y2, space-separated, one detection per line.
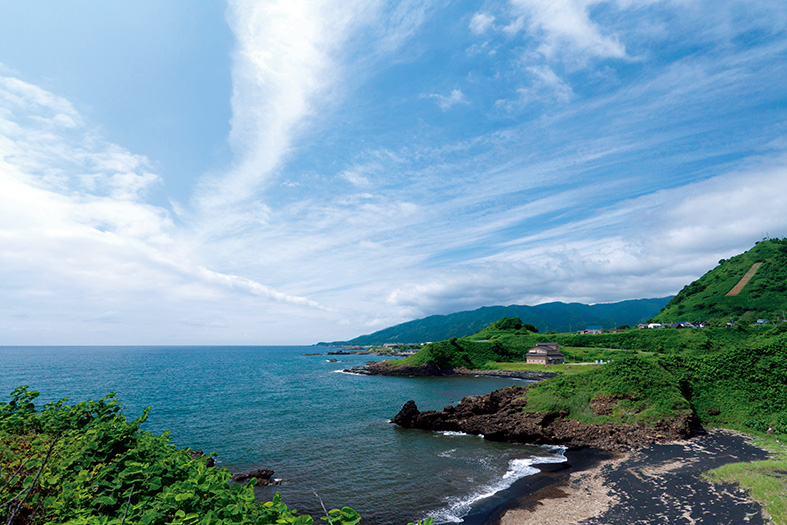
93 495 116 506
175 491 194 502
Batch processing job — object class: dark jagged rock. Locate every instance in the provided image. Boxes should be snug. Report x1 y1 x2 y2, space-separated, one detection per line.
361 361 451 376
190 450 278 486
393 386 696 451
453 367 558 381
189 449 215 467
392 400 421 427
232 468 280 485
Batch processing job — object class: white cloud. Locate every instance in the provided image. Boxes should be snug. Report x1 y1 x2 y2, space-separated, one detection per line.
496 65 574 111
469 12 495 34
189 0 436 238
507 0 628 61
374 0 437 53
0 72 328 344
383 159 787 317
192 0 372 222
196 267 321 308
338 162 377 188
3 0 786 344
420 89 470 110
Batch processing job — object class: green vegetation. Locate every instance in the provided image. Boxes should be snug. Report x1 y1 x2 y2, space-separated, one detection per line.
654 238 787 324
402 319 787 433
395 337 522 369
705 433 787 524
483 362 599 376
523 355 692 425
394 313 787 522
0 387 361 525
396 321 764 369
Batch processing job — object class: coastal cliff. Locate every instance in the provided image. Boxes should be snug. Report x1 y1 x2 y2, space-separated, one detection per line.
393 385 696 451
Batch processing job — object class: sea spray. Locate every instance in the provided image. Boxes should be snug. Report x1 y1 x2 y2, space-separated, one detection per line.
429 446 567 524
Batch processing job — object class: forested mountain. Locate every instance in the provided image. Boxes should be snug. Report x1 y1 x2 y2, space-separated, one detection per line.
325 297 671 345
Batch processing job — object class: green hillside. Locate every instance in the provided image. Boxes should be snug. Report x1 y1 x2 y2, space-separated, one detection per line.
392 319 787 432
322 297 671 345
383 307 787 523
653 238 787 324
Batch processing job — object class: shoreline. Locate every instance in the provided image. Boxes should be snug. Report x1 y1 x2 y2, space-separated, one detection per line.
472 428 770 525
459 447 614 525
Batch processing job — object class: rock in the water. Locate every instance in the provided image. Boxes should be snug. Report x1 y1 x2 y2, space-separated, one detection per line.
232 468 279 485
392 400 421 427
189 450 215 467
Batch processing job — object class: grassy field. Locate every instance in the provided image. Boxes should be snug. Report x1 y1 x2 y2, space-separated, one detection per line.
483 360 600 376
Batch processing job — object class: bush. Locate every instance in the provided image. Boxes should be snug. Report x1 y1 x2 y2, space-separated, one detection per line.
0 387 361 525
490 317 523 331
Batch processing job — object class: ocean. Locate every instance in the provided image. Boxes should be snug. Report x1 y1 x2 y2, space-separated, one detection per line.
0 346 565 524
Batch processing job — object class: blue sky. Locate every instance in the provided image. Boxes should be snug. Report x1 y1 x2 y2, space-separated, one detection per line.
1 0 786 344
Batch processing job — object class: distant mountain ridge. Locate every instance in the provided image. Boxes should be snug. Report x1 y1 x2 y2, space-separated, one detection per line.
653 238 787 323
323 297 672 345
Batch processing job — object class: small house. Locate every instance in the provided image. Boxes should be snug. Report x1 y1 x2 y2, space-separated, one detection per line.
586 325 603 334
526 342 565 365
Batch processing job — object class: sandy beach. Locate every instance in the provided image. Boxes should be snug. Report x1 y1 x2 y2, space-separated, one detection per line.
493 429 770 525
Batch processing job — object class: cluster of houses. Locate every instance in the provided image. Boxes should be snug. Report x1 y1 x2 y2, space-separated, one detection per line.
637 321 706 329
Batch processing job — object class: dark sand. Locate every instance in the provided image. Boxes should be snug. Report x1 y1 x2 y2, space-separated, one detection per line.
483 429 769 524
460 448 613 525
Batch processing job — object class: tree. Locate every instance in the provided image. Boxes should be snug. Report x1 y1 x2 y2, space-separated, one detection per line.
492 317 523 330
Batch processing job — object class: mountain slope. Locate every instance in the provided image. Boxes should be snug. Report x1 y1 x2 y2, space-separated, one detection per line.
328 297 671 345
653 238 787 323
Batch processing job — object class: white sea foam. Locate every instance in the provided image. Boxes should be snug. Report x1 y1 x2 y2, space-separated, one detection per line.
431 448 568 523
438 448 457 458
331 369 356 375
438 430 486 438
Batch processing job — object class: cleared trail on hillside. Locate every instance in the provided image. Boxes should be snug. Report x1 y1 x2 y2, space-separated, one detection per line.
725 262 763 296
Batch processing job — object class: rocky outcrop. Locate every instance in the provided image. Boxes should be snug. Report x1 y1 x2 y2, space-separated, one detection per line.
231 468 280 485
453 367 558 381
393 386 696 451
189 449 279 486
189 450 215 467
346 361 452 377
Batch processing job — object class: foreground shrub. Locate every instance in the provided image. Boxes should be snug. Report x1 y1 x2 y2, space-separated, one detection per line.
0 387 360 525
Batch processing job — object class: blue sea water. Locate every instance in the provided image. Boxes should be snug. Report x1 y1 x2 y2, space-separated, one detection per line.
0 346 564 523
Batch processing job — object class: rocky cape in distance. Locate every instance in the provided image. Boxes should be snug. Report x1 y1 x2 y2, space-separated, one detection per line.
345 360 559 381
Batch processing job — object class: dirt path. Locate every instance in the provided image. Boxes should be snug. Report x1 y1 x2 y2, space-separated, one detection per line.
725 262 763 296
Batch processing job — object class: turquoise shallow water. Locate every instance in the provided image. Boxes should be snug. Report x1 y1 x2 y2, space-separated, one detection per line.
0 346 564 523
